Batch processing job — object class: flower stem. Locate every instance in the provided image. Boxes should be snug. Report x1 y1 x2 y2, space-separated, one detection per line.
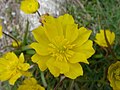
54 76 65 90
103 30 117 60
41 72 47 88
23 20 29 45
3 32 19 47
37 10 41 17
68 80 74 90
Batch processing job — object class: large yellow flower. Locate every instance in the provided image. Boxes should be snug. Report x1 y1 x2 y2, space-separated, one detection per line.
0 25 2 38
108 61 120 90
94 30 115 47
0 52 30 85
18 77 45 90
30 14 95 79
20 0 39 14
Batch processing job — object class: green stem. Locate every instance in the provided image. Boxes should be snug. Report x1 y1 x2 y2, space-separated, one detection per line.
23 20 29 45
3 32 19 47
68 80 74 90
103 30 117 60
54 76 65 90
41 72 47 88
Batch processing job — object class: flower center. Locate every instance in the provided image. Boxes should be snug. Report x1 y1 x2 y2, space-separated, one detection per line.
48 36 75 62
114 68 120 80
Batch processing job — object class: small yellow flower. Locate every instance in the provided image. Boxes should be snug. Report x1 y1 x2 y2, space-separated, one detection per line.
17 77 45 90
0 25 2 38
12 41 21 47
94 30 115 47
0 52 30 85
30 14 95 79
107 61 120 90
20 0 39 14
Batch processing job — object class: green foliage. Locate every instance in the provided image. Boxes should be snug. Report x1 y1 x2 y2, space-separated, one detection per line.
65 0 120 89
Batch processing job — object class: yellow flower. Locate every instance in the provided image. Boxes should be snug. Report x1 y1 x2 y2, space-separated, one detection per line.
0 52 30 85
94 30 115 47
30 14 95 79
17 77 45 90
108 61 120 90
0 25 2 38
20 0 39 14
12 41 21 47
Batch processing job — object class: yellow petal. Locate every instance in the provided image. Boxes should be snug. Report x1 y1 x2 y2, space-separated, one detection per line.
9 72 22 85
19 53 24 63
110 32 115 44
69 52 89 64
30 42 50 56
5 52 18 62
18 63 30 71
73 27 92 46
32 54 50 71
20 0 39 14
114 81 120 90
44 17 63 43
24 78 37 85
0 25 2 38
65 24 79 43
0 71 13 81
54 61 69 73
64 63 83 79
95 30 115 47
32 26 50 45
21 71 32 77
46 58 60 77
58 14 74 25
73 40 95 58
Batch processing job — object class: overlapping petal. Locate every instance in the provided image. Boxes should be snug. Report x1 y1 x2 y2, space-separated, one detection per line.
73 40 95 58
46 58 60 77
73 27 92 46
108 61 120 90
95 30 115 47
32 54 50 71
30 42 50 56
0 52 30 85
18 78 45 90
64 63 83 79
31 14 95 79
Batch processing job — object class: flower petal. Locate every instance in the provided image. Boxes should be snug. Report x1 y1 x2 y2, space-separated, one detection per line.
115 81 120 90
0 25 2 38
32 54 50 71
0 71 13 81
30 42 50 56
19 53 24 63
20 0 39 14
69 52 89 64
94 30 115 47
64 63 83 79
73 27 92 46
9 72 22 85
44 16 63 42
54 61 69 73
58 14 74 25
32 26 50 45
18 63 30 71
5 52 18 62
73 40 95 58
65 24 79 43
46 58 60 77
